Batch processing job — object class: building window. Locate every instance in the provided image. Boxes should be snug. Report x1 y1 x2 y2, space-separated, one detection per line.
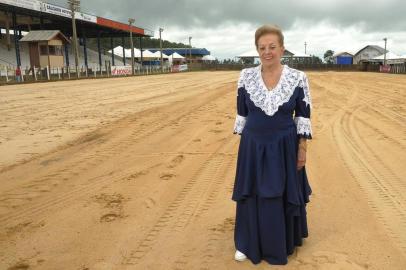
55 46 63 56
48 45 56 55
39 45 63 56
40 45 48 55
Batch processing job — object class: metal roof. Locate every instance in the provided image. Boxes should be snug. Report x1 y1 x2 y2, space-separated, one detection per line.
354 45 387 57
0 2 153 38
19 30 70 43
148 48 210 56
333 52 354 57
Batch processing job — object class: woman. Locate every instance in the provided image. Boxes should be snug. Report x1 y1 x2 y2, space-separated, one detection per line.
232 24 312 265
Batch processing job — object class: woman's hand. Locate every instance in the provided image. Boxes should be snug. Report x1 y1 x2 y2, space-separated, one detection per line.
297 148 306 170
297 139 307 170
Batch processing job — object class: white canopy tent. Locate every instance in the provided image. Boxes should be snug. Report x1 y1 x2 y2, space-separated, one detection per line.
108 46 124 57
108 46 142 58
151 51 169 59
140 50 158 59
170 52 185 59
202 55 217 61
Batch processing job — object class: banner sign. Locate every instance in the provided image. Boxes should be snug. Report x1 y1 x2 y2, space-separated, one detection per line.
40 2 97 23
172 64 188 72
41 2 71 18
76 12 97 23
379 65 391 73
111 66 132 76
179 64 188 71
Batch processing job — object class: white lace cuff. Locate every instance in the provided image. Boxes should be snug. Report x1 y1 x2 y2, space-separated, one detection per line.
294 116 312 138
233 114 247 135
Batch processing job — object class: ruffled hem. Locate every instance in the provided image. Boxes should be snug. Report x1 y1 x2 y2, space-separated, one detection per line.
234 194 310 265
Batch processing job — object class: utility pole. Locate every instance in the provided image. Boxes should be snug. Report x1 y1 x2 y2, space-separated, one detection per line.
304 42 307 55
128 18 135 75
68 0 80 78
188 36 192 65
383 37 387 66
159 28 164 73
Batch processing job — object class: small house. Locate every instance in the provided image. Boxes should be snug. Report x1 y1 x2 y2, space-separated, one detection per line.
20 30 70 69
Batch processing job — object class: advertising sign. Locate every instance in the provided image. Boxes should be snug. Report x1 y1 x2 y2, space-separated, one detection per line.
40 2 97 23
379 65 391 73
111 66 132 76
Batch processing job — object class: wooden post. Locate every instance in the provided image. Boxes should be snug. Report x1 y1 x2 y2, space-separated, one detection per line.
5 66 9 82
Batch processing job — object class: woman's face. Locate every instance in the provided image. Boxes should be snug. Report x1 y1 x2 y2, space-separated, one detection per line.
257 33 284 67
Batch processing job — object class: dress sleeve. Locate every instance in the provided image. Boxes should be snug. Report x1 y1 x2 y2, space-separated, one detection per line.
233 70 248 135
294 73 313 139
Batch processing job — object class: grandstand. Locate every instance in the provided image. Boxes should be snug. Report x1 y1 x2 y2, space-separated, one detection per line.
0 33 124 71
0 0 151 77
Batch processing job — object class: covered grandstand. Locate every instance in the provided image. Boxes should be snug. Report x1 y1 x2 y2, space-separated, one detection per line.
0 0 154 74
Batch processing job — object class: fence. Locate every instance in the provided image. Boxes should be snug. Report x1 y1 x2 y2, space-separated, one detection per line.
1 62 405 85
388 63 406 74
0 64 173 85
189 63 364 72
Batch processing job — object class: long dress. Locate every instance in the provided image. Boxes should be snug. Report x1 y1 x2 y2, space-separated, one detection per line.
232 64 313 265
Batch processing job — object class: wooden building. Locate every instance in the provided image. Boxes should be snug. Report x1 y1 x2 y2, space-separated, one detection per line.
19 30 70 68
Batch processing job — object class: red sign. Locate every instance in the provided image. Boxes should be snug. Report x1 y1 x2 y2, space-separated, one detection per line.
380 65 391 73
111 66 132 76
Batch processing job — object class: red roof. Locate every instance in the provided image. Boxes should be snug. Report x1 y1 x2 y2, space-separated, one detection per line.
96 17 145 35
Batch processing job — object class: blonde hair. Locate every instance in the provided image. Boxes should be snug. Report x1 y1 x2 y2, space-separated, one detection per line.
255 24 284 48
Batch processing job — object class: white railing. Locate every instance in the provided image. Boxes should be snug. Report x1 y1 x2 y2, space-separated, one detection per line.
0 63 177 84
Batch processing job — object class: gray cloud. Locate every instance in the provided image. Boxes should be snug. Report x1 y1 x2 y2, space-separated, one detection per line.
48 0 406 33
46 0 406 58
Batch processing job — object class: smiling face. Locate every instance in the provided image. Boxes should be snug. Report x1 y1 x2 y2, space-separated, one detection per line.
256 33 285 68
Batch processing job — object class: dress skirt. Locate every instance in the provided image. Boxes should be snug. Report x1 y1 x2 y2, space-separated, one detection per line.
232 122 312 265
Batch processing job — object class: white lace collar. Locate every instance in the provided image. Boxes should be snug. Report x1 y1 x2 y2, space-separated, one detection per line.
238 64 309 116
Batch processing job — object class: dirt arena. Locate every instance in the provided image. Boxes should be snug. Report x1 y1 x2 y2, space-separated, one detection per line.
0 70 405 269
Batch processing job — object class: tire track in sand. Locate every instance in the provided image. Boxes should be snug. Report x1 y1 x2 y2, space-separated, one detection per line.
332 105 406 254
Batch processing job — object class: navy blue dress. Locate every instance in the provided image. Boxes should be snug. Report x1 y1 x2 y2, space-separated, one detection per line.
232 64 313 265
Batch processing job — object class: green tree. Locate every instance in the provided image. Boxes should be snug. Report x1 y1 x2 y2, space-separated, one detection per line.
324 50 335 64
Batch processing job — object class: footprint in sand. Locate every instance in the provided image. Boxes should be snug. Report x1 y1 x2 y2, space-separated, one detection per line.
93 193 125 223
100 213 120 222
7 262 30 270
167 154 184 168
160 172 176 180
144 197 156 209
126 170 149 180
209 217 235 233
93 193 124 209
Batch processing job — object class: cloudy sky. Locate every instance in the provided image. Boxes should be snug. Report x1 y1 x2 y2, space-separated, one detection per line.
49 0 406 60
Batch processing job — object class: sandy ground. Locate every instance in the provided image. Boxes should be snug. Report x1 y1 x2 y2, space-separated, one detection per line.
0 71 405 270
